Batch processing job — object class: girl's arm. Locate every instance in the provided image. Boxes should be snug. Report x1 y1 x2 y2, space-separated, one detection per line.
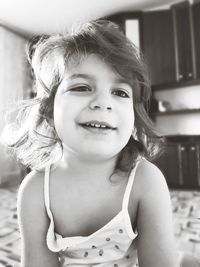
135 161 178 267
17 171 60 267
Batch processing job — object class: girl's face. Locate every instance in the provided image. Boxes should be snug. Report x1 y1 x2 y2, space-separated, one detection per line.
53 54 134 162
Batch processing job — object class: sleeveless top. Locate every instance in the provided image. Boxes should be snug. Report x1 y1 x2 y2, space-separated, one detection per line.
44 162 140 267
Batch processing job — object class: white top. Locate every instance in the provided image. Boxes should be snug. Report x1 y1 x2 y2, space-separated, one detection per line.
44 161 140 267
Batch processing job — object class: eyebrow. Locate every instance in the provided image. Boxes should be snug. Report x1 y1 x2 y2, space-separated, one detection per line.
67 73 94 81
67 73 131 86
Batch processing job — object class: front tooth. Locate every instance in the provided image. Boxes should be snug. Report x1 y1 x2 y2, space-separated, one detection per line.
94 124 101 128
101 125 106 128
91 123 95 127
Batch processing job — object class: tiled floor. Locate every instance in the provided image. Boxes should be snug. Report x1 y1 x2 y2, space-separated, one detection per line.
0 186 200 266
0 187 20 267
171 190 200 259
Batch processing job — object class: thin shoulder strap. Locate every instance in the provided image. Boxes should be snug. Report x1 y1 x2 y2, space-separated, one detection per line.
122 160 140 211
44 164 62 252
44 164 52 218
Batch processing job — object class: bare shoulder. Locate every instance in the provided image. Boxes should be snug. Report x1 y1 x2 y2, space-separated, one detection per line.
17 169 46 222
136 158 166 184
18 170 45 206
129 158 170 228
130 158 172 223
134 158 169 201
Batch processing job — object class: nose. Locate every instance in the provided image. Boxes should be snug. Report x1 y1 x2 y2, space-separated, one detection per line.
89 92 112 111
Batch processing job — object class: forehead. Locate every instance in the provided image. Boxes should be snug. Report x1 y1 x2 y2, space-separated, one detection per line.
64 53 126 83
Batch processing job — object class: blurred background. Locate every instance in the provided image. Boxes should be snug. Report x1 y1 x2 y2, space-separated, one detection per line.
0 0 200 266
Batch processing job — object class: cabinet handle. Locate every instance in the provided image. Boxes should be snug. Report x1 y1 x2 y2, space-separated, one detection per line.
190 146 195 151
188 73 193 78
180 146 185 151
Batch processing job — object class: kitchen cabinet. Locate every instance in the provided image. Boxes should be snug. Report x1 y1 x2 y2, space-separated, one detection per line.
108 1 200 88
192 1 200 78
142 0 199 88
180 143 200 188
171 1 196 82
154 143 181 187
154 137 200 189
142 10 176 86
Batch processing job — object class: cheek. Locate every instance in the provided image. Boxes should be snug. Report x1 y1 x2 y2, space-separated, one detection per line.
53 101 69 136
124 104 135 127
127 113 135 135
54 95 73 120
119 107 135 139
127 108 135 133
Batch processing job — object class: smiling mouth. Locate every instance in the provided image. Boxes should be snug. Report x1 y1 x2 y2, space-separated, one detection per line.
79 121 117 130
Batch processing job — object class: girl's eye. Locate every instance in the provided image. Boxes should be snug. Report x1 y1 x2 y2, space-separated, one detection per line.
112 89 130 98
69 85 91 92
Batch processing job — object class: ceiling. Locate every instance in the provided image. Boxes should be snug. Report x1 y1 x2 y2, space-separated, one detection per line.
0 0 184 37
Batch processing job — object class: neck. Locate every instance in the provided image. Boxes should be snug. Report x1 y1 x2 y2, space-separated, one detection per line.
59 149 118 180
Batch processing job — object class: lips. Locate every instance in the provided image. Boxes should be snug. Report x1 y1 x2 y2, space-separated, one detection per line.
79 120 117 130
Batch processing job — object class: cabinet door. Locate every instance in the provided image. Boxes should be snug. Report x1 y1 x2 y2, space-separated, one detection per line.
180 144 200 189
142 10 176 86
154 144 181 188
197 145 200 186
171 1 196 82
192 1 200 78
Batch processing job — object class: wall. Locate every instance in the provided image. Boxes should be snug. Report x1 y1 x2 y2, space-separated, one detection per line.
0 26 29 185
154 85 200 135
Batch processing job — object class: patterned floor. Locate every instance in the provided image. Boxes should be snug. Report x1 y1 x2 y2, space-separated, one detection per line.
0 186 200 266
171 190 200 259
0 187 20 267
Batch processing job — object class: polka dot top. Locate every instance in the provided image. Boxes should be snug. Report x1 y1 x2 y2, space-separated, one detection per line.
44 162 140 267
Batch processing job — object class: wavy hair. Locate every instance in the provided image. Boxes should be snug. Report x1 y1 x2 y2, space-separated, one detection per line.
2 19 162 174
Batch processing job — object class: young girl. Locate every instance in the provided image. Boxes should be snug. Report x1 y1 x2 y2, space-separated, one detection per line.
3 20 178 267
